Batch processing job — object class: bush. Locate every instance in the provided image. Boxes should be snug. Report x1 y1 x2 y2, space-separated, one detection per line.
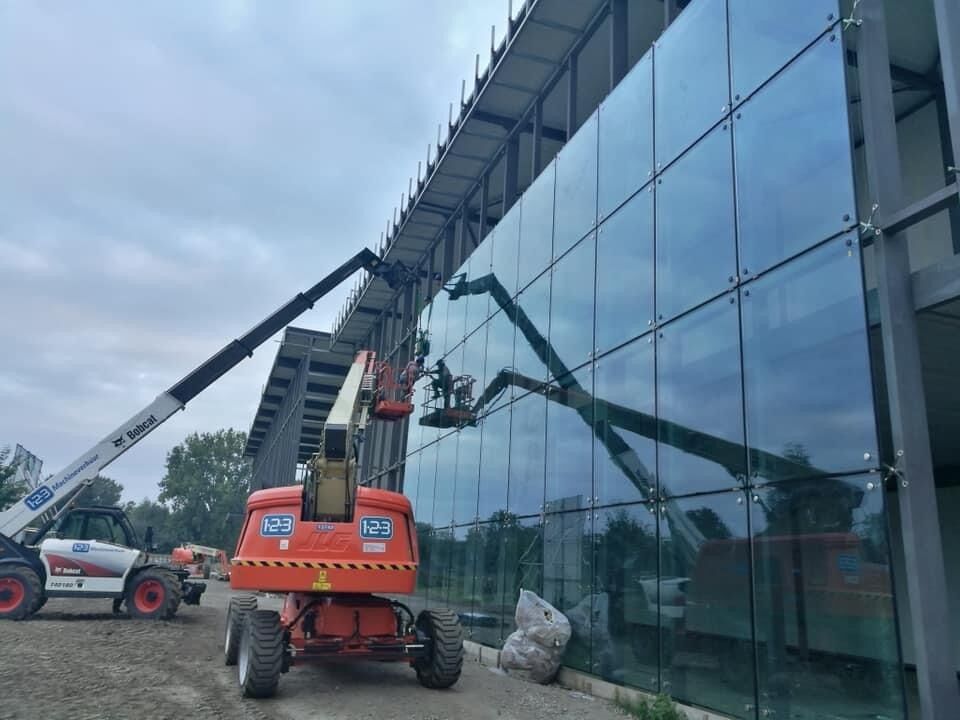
615 692 686 720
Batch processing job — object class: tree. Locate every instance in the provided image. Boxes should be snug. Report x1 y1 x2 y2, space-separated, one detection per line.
0 446 29 512
159 429 251 551
76 475 124 507
124 498 176 552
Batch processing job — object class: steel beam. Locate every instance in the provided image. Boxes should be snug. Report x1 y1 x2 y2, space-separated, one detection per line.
933 0 960 170
609 0 628 89
857 3 958 718
880 181 959 238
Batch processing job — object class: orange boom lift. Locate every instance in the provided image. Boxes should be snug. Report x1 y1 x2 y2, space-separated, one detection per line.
226 350 463 698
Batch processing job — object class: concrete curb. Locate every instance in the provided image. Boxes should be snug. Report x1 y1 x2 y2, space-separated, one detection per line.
462 640 731 720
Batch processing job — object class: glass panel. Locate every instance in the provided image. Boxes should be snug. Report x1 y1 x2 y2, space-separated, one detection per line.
599 51 653 220
513 266 552 385
594 337 657 505
729 0 839 102
657 296 746 497
445 270 469 350
519 162 555 291
482 310 517 413
433 432 458 528
428 290 450 357
542 510 593 673
461 324 486 393
454 421 482 525
752 476 903 720
508 392 546 517
448 525 478 636
427 525 454 608
596 188 655 355
472 520 507 647
545 364 593 512
736 32 856 276
414 439 438 525
554 111 599 259
660 491 754 717
593 503 659 691
654 0 730 169
414 526 432 612
656 124 737 322
500 515 545 638
491 206 521 299
478 407 510 523
742 235 878 482
549 234 596 376
464 234 493 337
403 450 421 510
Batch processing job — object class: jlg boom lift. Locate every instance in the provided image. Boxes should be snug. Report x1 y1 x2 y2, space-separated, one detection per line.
225 347 464 698
0 248 408 621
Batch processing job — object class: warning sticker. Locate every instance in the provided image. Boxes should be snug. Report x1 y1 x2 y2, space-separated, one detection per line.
311 570 332 591
363 542 387 554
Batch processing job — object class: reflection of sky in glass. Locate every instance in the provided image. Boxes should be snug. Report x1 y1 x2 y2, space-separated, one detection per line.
478 407 509 521
509 392 546 516
657 296 745 496
483 309 517 412
742 237 877 480
598 51 653 219
415 440 438 523
596 189 654 354
432 431 458 527
550 235 596 374
464 246 492 337
736 32 855 276
654 0 729 169
513 270 551 383
656 124 736 322
554 111 598 259
491 206 521 298
453 423 481 524
519 162 555 291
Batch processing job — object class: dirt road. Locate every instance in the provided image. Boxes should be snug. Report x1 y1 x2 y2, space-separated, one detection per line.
0 580 625 720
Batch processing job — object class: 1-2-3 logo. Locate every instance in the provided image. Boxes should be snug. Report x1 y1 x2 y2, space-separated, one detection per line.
359 516 393 540
260 514 295 537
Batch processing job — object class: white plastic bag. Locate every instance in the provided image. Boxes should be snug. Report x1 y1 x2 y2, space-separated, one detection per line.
499 589 571 684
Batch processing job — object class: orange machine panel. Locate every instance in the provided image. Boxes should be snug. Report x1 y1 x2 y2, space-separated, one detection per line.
230 485 419 595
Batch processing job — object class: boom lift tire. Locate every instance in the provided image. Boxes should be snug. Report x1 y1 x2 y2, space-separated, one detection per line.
0 564 44 621
413 609 464 689
224 595 258 666
125 568 181 620
238 609 284 698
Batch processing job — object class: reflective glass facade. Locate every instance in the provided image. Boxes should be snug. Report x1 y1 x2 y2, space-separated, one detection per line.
401 4 904 719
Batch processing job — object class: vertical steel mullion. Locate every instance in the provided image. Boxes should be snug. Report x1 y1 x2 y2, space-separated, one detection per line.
609 0 628 90
858 2 957 719
933 0 960 174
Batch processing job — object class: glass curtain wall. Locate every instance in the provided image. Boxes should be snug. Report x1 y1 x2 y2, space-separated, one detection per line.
401 2 904 718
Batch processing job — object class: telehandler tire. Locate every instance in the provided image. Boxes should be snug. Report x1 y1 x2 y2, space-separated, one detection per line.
126 568 181 620
0 564 44 621
413 608 464 689
225 595 258 665
238 610 284 698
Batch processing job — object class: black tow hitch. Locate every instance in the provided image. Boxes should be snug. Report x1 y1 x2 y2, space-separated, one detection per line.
181 581 206 606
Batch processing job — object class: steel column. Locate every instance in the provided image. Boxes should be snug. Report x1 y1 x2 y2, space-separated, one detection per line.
609 0 628 89
503 136 520 213
479 172 490 241
933 0 960 171
934 92 960 253
566 53 579 138
531 98 543 179
858 3 958 718
664 0 679 29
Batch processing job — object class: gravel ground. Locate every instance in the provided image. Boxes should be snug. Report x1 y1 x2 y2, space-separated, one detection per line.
0 580 626 720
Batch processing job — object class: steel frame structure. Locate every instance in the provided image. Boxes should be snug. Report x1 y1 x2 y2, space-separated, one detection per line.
343 1 960 718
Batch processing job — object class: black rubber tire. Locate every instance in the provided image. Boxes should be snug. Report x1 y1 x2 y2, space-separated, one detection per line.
224 595 258 666
414 608 464 689
125 568 182 620
203 563 211 580
0 564 44 621
238 610 284 698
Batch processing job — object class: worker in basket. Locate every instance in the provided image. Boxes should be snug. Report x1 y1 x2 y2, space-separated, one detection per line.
429 358 454 409
398 355 425 400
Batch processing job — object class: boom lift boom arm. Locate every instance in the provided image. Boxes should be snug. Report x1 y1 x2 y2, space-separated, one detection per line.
0 249 405 538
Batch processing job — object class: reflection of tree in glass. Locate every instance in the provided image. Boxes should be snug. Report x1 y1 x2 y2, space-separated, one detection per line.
685 507 732 540
758 480 862 537
782 442 812 468
595 509 656 636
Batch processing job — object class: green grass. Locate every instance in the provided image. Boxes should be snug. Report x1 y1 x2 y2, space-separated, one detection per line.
614 692 686 720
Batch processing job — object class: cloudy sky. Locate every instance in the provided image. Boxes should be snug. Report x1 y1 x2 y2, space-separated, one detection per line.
1 1 507 501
